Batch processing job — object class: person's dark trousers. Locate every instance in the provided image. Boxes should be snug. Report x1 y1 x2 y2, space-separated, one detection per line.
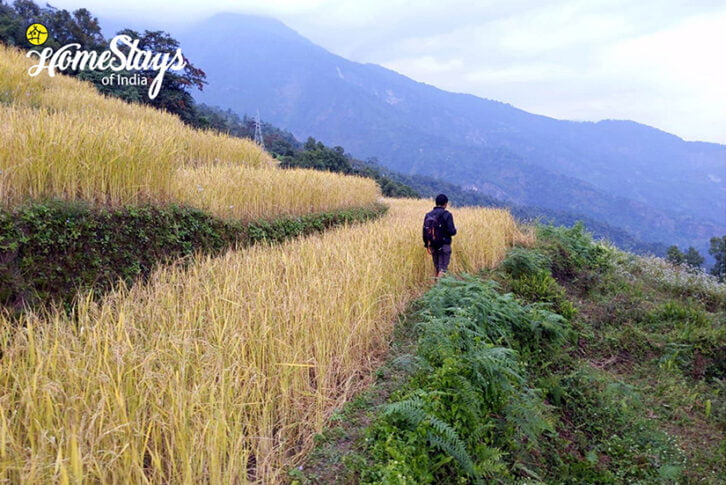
431 244 452 274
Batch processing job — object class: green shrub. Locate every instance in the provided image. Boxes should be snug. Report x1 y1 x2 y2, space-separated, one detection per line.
501 247 551 279
0 201 387 311
537 222 612 278
650 300 710 328
509 270 578 321
361 274 685 483
645 300 726 379
363 276 565 484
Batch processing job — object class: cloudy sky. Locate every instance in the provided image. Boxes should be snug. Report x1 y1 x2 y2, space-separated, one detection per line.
48 0 726 144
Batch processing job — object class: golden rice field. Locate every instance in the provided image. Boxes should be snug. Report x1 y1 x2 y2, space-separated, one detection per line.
0 44 380 215
0 198 526 484
173 166 380 221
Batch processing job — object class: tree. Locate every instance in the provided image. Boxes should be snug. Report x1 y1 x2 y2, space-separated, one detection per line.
3 1 103 50
666 245 685 265
111 29 207 124
0 1 23 46
67 8 104 50
667 245 704 269
683 247 704 269
709 236 726 282
285 138 354 173
10 0 40 27
1 1 207 125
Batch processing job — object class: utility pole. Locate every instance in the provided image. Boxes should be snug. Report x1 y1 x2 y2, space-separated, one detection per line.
254 110 265 150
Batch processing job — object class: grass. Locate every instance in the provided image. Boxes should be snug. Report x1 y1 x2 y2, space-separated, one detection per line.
575 251 726 483
0 199 524 484
0 44 380 217
172 166 380 222
295 223 725 484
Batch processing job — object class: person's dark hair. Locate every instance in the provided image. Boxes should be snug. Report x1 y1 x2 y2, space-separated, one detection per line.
435 194 448 206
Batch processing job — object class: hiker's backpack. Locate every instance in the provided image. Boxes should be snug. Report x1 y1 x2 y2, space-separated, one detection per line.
423 211 444 248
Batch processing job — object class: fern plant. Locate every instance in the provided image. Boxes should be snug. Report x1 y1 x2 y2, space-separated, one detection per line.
364 275 568 484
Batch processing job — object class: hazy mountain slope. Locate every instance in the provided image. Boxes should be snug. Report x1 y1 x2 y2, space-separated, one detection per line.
180 13 725 249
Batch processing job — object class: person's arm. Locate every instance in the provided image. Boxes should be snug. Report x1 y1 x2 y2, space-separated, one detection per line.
422 216 429 247
447 212 457 236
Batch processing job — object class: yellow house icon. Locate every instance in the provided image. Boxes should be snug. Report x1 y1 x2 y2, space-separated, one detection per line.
26 23 49 46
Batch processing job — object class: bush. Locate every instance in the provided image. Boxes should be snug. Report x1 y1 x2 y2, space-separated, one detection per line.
510 271 578 321
501 247 551 279
501 245 577 321
351 267 689 483
537 222 612 278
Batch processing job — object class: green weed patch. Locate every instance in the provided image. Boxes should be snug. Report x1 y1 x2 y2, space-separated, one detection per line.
0 201 386 311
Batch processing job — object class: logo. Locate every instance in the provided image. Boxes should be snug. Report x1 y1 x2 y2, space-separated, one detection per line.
26 23 48 46
26 33 186 100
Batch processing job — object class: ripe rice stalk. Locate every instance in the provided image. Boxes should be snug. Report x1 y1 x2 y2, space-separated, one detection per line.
0 199 526 484
173 165 381 222
0 45 274 207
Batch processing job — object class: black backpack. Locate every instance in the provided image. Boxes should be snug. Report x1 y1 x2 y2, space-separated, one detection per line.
423 211 444 248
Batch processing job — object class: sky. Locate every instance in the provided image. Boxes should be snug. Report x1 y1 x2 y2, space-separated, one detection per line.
46 0 726 145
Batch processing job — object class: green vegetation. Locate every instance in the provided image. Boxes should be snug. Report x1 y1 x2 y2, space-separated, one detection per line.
195 104 419 198
361 276 568 484
280 138 418 198
194 106 677 259
710 235 726 282
296 223 725 484
667 245 705 269
0 201 386 311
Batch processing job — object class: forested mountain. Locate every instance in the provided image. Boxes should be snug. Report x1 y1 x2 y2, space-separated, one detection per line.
198 104 669 256
180 13 725 254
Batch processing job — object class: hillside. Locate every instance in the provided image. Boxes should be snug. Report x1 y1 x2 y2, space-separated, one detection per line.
0 12 722 485
0 42 383 308
297 225 726 484
0 199 523 483
197 103 670 256
180 13 725 254
0 44 379 218
0 40 527 484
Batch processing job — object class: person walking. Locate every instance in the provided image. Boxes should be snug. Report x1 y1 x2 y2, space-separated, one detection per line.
422 194 457 278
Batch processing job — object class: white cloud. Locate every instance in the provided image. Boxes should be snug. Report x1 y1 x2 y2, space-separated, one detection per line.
371 2 726 143
496 7 633 54
37 0 726 143
463 63 577 83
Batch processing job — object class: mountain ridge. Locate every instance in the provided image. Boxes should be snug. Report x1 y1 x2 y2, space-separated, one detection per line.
179 12 725 251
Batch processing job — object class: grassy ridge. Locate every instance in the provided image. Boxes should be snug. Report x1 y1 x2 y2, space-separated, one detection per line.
0 44 271 206
0 199 524 484
0 201 387 310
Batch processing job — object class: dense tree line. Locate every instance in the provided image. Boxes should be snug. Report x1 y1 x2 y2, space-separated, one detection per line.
195 104 418 198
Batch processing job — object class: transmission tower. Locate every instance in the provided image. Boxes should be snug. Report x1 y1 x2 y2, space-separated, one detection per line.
254 110 265 150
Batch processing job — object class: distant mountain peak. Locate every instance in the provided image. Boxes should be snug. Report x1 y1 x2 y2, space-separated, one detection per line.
186 12 312 45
